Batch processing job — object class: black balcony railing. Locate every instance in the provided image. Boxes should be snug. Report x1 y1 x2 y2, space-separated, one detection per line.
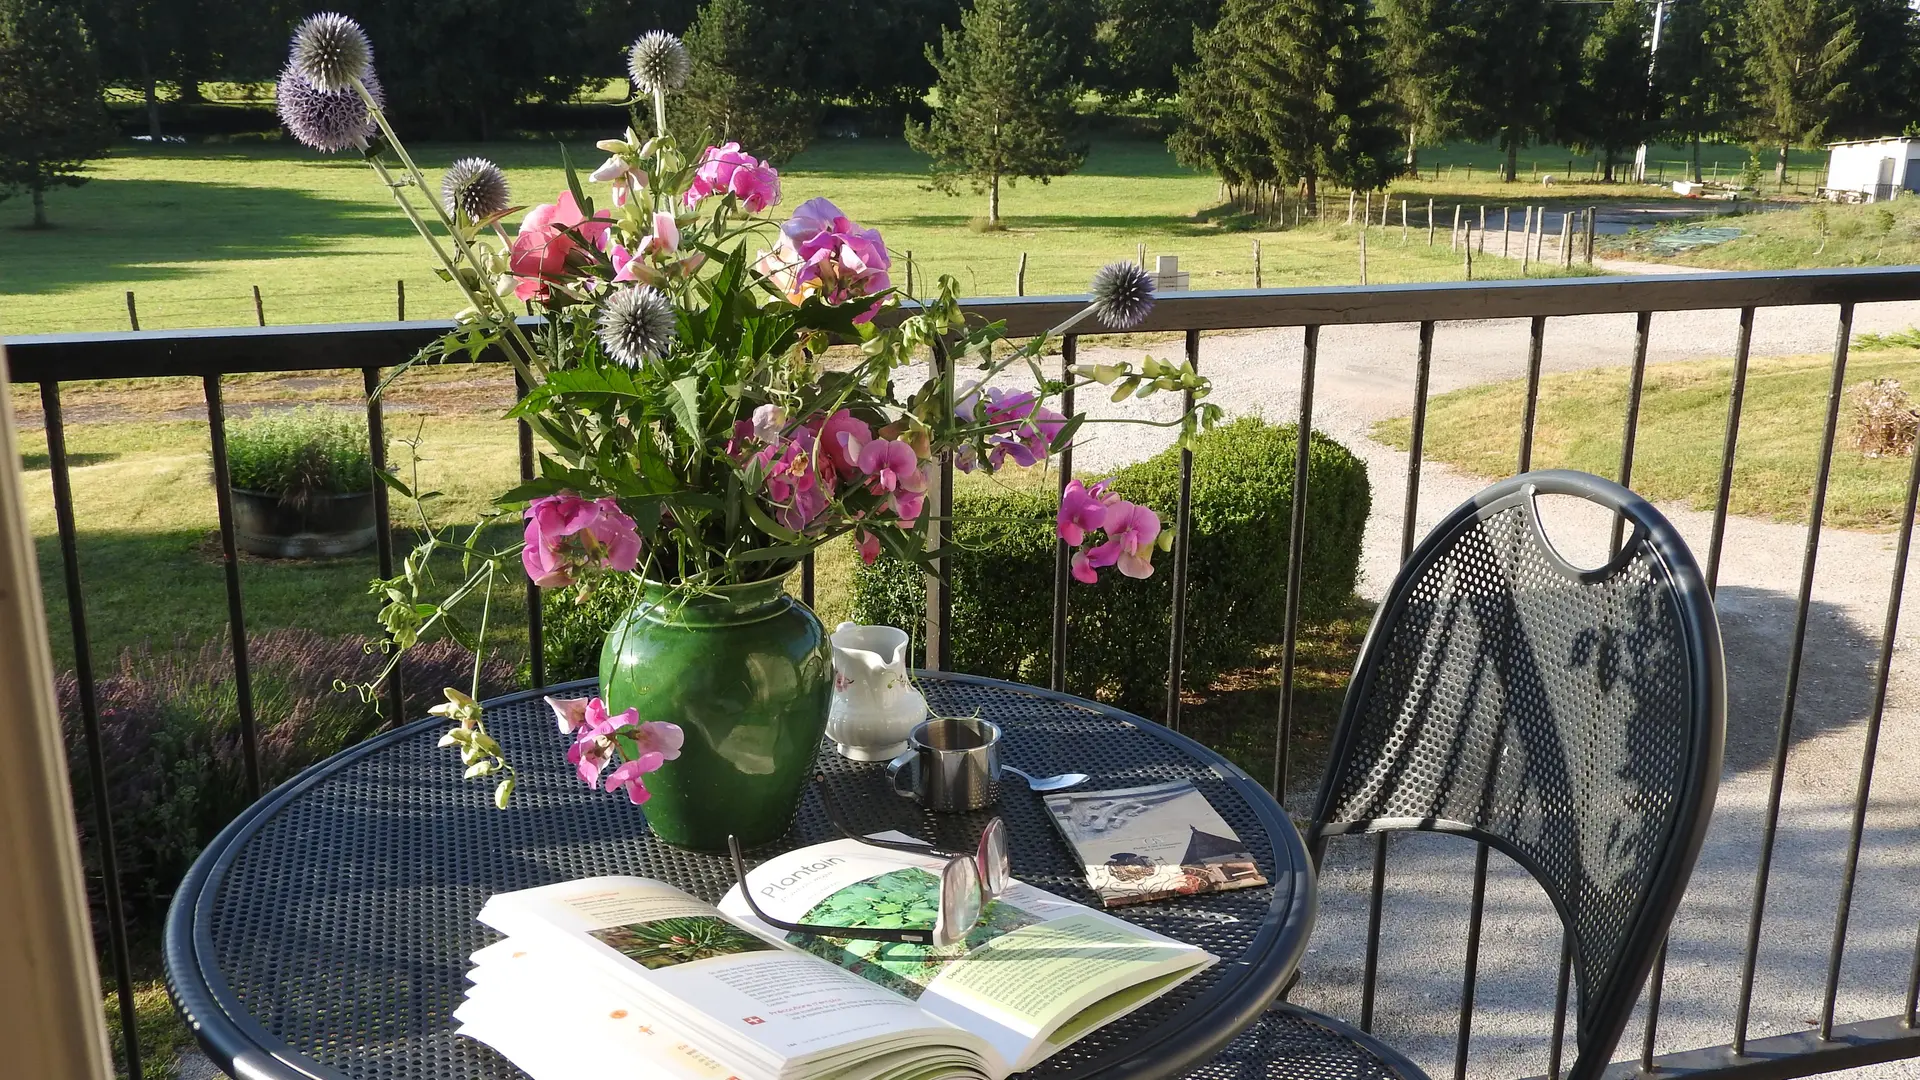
9 265 1920 1080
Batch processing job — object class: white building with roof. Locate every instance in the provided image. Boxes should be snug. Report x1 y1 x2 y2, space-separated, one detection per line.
1824 136 1920 202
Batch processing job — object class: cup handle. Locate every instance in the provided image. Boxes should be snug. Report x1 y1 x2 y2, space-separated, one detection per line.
886 750 918 799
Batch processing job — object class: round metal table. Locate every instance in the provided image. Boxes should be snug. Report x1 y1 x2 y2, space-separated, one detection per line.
165 673 1315 1080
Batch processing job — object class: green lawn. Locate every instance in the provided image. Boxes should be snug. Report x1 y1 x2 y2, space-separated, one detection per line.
1 135 1586 336
1373 349 1920 531
1598 194 1920 271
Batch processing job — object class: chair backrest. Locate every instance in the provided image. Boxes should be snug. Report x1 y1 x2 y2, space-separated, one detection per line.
1309 471 1724 1080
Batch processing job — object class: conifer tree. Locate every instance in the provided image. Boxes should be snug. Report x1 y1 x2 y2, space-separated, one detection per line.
1654 0 1745 182
1741 0 1858 183
1374 0 1476 171
905 0 1087 226
0 0 114 228
1455 0 1580 181
676 0 816 163
1174 0 1398 209
1565 0 1652 181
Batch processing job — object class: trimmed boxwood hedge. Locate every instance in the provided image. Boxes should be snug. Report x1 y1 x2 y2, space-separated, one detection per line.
852 417 1371 716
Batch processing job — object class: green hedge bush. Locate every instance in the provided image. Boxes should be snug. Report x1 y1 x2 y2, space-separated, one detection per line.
852 417 1371 715
225 407 381 498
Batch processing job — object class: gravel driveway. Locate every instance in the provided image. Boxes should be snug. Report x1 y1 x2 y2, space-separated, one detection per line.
1050 295 1920 1080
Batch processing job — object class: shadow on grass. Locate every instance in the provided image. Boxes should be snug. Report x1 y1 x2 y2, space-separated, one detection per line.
0 177 417 296
20 450 119 470
785 136 1199 181
877 211 1219 234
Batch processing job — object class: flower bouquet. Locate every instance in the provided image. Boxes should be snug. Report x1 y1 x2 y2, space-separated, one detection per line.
276 14 1218 847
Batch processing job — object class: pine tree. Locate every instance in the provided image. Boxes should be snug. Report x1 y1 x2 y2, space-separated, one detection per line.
1742 0 1858 183
1456 0 1581 181
1374 0 1477 171
1654 0 1745 182
1828 0 1918 139
675 0 816 164
1565 0 1652 181
905 0 1087 226
0 0 114 229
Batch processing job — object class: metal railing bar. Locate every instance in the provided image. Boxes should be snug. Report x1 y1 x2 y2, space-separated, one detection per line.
1611 311 1653 554
1049 336 1077 693
17 268 1920 381
515 374 545 689
1571 1013 1920 1080
1704 308 1757 594
1549 936 1573 1080
1732 302 1855 1054
1359 319 1436 1033
801 554 815 608
1162 329 1201 729
1644 306 1755 1067
362 368 404 728
1454 842 1492 1080
1819 403 1920 1039
925 339 954 671
1909 919 1920 1026
201 375 261 799
1519 316 1546 473
39 381 145 1080
1271 324 1319 798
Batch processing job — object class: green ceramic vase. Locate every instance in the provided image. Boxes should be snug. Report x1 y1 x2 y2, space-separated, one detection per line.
599 577 830 851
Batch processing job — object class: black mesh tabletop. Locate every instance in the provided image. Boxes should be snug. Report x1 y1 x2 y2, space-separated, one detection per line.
165 672 1314 1080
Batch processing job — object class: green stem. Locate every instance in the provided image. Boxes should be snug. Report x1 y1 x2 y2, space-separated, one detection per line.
653 86 668 141
472 570 494 701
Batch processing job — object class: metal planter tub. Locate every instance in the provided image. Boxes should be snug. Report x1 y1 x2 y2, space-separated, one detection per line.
231 487 376 558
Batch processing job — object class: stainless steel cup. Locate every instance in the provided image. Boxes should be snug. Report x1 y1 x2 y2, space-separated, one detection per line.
886 716 1002 812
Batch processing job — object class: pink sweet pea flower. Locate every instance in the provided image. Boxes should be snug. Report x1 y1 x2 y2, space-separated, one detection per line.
1071 550 1097 584
772 197 891 315
603 756 662 804
1057 479 1109 546
565 698 631 787
685 143 782 213
510 192 612 300
819 410 872 476
854 528 882 565
1086 500 1162 579
546 695 592 733
522 492 642 589
641 210 680 257
752 403 787 443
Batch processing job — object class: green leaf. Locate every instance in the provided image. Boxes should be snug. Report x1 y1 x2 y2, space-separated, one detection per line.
559 141 593 218
378 470 416 499
731 544 815 562
669 375 702 440
1049 413 1086 452
743 498 803 543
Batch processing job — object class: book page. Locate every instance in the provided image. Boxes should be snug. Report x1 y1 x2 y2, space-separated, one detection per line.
1043 781 1268 908
477 876 981 1074
717 838 1213 1074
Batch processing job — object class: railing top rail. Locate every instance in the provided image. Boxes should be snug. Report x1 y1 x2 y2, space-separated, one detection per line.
9 266 1920 382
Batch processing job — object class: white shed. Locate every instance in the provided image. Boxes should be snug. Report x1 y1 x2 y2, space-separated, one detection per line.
1824 137 1920 202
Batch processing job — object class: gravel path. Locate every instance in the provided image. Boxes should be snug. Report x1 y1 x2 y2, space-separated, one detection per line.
1056 297 1920 1080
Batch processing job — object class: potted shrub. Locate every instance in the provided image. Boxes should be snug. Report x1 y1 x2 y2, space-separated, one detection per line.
224 407 383 557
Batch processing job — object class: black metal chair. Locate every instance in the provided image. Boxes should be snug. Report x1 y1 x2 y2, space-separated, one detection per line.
1185 471 1726 1080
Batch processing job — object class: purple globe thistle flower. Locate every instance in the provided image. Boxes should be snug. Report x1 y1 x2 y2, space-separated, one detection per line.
627 31 690 94
597 286 678 367
277 65 383 153
442 158 511 223
289 12 373 93
1089 262 1155 330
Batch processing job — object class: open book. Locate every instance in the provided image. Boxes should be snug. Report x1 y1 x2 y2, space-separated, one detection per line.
457 836 1215 1080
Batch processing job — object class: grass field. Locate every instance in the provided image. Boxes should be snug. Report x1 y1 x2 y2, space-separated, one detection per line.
0 135 1594 336
1599 193 1920 271
1373 349 1920 531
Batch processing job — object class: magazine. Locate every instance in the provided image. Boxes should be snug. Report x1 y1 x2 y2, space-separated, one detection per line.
1043 780 1268 908
461 835 1215 1080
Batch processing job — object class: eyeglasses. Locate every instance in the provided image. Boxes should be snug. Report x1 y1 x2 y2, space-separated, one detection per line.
727 777 1010 949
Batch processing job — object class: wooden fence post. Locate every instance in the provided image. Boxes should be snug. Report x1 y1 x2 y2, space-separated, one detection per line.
1359 228 1368 285
1016 252 1027 296
396 279 406 320
125 291 139 331
1464 224 1474 280
1560 212 1572 267
252 285 265 327
1478 206 1487 253
1347 190 1356 224
1427 198 1436 245
1253 238 1262 288
1585 206 1597 265
1401 199 1409 242
1521 207 1533 273
1503 207 1512 257
1451 204 1462 251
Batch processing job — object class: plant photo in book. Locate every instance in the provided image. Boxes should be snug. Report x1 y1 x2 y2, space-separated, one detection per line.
591 915 778 969
786 867 1042 1000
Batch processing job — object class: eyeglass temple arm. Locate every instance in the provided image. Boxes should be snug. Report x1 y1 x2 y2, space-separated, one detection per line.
811 773 960 857
726 835 939 946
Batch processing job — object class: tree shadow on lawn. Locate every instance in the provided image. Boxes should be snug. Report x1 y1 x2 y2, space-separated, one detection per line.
880 211 1220 235
785 136 1198 181
0 177 417 296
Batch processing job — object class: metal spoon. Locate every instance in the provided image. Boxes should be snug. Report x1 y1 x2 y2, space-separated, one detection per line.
1003 764 1089 792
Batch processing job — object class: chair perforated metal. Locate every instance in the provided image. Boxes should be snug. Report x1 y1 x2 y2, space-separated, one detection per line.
1187 470 1725 1080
